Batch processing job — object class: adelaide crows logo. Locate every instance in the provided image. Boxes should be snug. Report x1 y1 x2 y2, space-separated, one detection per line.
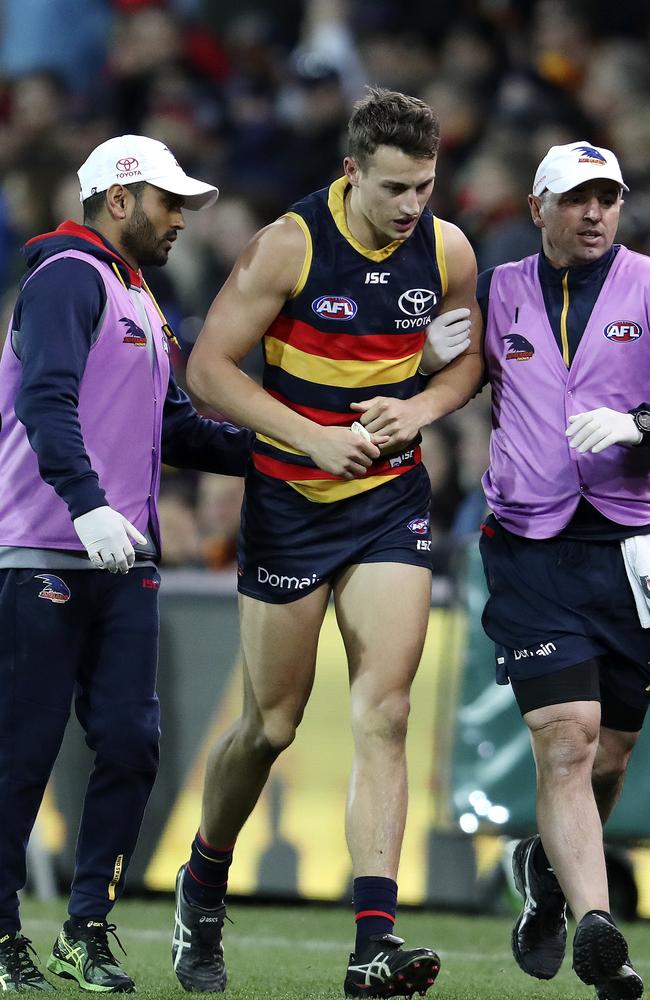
34 574 71 604
574 144 607 165
120 317 147 347
503 333 534 361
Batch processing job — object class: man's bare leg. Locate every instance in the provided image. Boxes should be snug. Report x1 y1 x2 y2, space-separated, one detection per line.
525 700 607 921
201 584 331 845
592 725 639 822
334 560 439 999
172 584 331 992
334 562 432 879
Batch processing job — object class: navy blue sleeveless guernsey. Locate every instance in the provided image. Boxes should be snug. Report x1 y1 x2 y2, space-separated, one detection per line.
253 176 448 502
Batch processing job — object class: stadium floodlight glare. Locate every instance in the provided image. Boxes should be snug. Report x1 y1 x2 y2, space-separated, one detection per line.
459 813 480 834
487 805 509 825
468 790 492 816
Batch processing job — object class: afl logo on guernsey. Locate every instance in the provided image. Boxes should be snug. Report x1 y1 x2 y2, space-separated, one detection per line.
312 295 358 320
604 321 642 343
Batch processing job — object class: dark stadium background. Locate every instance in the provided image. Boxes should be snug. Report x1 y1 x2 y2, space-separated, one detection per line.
3 0 650 920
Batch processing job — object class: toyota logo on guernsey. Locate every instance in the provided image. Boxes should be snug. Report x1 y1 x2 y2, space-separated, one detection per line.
115 156 142 179
398 289 437 316
395 288 437 330
312 295 358 321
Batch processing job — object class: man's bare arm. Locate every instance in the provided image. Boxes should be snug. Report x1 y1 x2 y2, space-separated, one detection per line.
417 220 484 423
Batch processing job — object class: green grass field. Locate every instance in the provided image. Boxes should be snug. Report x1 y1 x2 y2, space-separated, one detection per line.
19 896 647 999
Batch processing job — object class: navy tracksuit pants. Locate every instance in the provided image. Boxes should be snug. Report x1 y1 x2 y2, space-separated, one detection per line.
0 566 161 932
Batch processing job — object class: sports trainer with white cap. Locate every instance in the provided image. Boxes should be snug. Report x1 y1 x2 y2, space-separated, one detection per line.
0 135 252 992
475 140 649 999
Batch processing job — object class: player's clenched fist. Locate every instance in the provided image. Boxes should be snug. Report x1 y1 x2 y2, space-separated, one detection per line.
304 424 385 479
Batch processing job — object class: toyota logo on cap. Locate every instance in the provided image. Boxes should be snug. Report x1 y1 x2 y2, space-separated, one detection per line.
116 157 139 172
398 288 437 316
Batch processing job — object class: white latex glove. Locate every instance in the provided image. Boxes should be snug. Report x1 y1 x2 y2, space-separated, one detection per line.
419 307 472 375
73 506 148 574
566 407 642 454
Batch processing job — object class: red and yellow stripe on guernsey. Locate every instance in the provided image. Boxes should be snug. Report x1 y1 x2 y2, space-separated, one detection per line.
254 315 425 502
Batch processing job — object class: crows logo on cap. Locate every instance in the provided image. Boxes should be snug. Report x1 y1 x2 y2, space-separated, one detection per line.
503 333 534 361
35 574 71 604
574 144 607 165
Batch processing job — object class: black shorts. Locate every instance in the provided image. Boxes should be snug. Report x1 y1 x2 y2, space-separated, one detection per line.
237 464 433 604
479 514 650 725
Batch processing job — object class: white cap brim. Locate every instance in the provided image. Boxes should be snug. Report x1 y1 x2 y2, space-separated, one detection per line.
145 173 219 210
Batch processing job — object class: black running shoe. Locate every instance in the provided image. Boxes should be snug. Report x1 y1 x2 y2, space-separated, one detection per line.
0 932 55 991
344 933 440 998
172 864 227 993
573 912 643 1000
47 918 135 992
511 835 567 979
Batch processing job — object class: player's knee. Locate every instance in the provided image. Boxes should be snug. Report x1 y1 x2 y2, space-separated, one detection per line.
84 699 160 773
240 710 299 758
351 691 410 745
532 717 598 779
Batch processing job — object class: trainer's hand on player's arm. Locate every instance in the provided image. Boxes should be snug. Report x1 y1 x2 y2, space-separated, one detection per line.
350 395 426 451
566 407 642 454
419 307 472 375
73 506 148 574
303 425 385 479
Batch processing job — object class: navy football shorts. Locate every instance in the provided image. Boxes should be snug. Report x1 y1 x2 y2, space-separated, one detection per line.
479 513 650 716
237 463 433 604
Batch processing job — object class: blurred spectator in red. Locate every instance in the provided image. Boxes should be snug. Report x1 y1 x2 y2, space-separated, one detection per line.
196 473 245 570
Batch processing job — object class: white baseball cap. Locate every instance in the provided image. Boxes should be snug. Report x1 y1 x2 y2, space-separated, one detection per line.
532 141 628 197
78 135 219 210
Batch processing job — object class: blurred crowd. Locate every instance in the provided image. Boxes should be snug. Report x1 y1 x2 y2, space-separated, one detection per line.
2 0 650 571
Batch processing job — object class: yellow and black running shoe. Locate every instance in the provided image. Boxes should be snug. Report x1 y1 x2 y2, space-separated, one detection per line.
0 931 55 991
47 919 134 993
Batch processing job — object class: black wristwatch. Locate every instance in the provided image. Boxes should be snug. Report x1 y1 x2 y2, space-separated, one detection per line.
629 404 650 445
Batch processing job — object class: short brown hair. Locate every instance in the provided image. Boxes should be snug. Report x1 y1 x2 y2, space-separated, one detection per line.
82 181 148 222
347 86 440 167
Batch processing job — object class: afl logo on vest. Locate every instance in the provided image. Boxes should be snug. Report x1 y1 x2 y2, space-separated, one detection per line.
604 321 643 343
311 295 358 320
